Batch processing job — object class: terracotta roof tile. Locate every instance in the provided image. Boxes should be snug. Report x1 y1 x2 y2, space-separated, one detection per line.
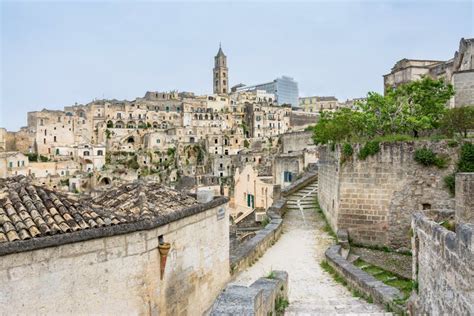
0 176 202 245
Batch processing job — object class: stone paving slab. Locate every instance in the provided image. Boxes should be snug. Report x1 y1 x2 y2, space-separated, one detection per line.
231 181 386 315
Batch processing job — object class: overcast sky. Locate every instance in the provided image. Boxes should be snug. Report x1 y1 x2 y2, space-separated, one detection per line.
1 0 472 131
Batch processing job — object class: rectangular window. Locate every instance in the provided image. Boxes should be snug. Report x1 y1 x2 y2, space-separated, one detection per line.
284 171 293 182
247 194 255 208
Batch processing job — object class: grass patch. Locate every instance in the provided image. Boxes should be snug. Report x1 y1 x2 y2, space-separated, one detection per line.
354 258 415 303
320 260 347 286
314 198 337 240
275 297 289 314
266 271 276 279
321 260 375 304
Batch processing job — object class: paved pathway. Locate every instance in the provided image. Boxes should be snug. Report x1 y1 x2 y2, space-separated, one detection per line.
232 181 390 315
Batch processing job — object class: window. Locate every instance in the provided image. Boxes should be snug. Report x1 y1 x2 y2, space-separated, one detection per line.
55 149 59 155
54 136 57 142
44 129 47 136
215 139 218 144
84 151 90 156
156 139 161 143
8 162 12 168
247 194 255 208
97 150 103 156
284 171 293 182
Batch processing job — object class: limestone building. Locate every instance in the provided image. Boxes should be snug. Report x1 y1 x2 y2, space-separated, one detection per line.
384 37 474 107
213 45 229 94
0 176 230 315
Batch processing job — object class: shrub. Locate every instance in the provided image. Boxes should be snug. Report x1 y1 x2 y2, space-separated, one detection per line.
358 141 380 160
444 174 455 196
342 143 353 157
413 148 447 168
458 143 474 172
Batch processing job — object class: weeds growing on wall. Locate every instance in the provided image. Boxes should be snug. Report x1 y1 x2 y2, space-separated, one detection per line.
413 148 448 168
444 142 474 195
358 141 380 160
340 143 353 165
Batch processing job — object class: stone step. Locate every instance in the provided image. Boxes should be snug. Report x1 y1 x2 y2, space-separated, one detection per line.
347 253 360 263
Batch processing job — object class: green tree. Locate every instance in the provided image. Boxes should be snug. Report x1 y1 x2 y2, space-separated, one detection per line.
312 108 363 144
441 106 474 138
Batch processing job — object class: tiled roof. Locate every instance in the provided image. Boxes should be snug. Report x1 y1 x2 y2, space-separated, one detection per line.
92 181 198 220
0 176 198 244
0 176 124 243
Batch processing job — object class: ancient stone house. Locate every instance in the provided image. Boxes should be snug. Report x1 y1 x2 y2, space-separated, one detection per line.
0 176 230 315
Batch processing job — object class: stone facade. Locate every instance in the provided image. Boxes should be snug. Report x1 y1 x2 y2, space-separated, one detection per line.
455 173 474 225
412 213 473 315
452 70 474 107
384 37 474 108
318 141 462 249
0 199 230 315
213 46 228 94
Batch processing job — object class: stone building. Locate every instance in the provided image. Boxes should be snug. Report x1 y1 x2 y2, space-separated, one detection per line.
299 96 339 112
0 176 230 315
411 173 473 315
384 37 474 107
213 45 229 94
232 164 273 223
317 140 462 249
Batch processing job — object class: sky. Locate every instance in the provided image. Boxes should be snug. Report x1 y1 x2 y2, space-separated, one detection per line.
1 0 473 131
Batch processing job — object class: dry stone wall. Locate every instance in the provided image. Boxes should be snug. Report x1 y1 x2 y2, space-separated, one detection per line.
412 213 473 315
318 141 460 249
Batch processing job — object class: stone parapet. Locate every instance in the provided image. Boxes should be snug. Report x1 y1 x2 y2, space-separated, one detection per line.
412 212 474 315
210 271 288 316
325 245 405 314
455 172 474 225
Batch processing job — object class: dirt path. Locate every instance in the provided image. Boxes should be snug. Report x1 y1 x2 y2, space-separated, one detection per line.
231 181 389 315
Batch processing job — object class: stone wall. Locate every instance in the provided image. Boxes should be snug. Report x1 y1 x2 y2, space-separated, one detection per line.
210 271 288 316
289 111 318 130
318 141 461 249
453 70 474 107
0 203 230 315
455 172 474 225
279 131 315 154
412 212 473 315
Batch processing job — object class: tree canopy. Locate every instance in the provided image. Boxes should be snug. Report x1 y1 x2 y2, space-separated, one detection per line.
312 77 459 144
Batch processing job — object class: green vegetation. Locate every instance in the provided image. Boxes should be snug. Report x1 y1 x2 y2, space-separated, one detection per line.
126 155 139 170
314 198 336 240
105 129 111 139
358 141 380 160
313 77 455 146
320 260 375 304
413 148 448 168
26 153 49 162
340 143 354 164
266 271 276 279
354 258 415 303
440 106 474 138
445 143 474 195
244 139 250 148
106 121 114 128
275 297 289 314
260 216 270 228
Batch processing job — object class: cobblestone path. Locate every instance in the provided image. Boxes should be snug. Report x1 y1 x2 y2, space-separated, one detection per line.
232 180 390 315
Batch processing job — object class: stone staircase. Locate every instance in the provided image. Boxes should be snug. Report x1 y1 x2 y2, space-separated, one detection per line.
283 180 391 316
285 297 391 315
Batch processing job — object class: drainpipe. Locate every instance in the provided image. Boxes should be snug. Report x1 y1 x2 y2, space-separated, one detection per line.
158 241 171 280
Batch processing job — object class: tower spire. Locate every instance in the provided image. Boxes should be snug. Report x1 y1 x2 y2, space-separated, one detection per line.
213 44 228 94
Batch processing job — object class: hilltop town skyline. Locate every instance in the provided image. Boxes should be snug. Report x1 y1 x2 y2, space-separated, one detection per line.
2 1 471 131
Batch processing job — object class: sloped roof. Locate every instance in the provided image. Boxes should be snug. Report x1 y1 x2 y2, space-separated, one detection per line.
0 176 124 243
0 176 200 246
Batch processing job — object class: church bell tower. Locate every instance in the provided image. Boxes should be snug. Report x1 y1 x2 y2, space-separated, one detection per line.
213 44 228 94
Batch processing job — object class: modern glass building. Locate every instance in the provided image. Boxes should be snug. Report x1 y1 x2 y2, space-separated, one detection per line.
235 76 299 107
